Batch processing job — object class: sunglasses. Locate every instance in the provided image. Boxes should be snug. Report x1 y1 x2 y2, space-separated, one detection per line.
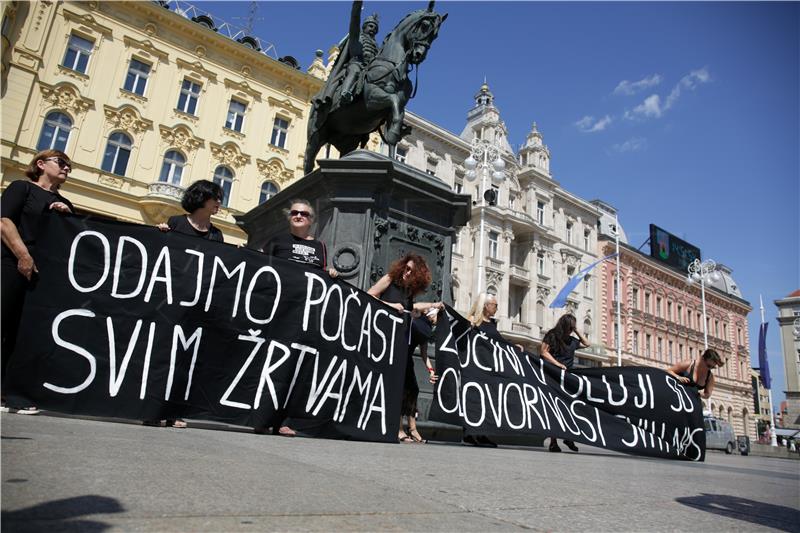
290 210 312 218
44 157 72 170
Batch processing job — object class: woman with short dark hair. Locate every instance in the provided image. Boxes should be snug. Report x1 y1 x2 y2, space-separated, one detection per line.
1 149 75 414
368 253 443 443
541 313 590 452
157 179 224 242
667 348 722 400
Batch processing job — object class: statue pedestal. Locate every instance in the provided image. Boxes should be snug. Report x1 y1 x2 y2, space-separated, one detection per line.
237 150 470 303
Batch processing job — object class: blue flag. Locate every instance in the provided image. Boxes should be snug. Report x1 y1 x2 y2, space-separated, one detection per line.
550 253 617 309
758 322 771 389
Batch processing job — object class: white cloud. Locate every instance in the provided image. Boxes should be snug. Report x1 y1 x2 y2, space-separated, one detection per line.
613 74 662 96
612 137 647 153
575 114 612 133
624 67 711 121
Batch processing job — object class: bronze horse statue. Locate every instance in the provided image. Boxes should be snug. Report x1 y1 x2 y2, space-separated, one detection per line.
304 1 447 174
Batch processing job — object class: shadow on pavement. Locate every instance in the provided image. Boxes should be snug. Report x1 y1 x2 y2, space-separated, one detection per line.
675 493 800 532
1 494 124 532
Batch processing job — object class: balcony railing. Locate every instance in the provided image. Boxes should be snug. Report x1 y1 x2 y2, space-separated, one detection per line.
147 181 184 200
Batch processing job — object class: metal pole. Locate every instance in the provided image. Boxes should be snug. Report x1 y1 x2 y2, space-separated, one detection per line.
476 149 487 295
615 214 622 367
700 273 708 350
761 295 779 447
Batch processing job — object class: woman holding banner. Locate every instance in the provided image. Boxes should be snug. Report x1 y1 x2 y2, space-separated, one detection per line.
1 150 74 414
157 179 224 242
259 199 338 437
667 348 722 400
541 313 590 452
368 253 443 443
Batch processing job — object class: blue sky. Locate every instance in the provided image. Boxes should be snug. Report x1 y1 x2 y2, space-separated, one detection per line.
200 1 799 408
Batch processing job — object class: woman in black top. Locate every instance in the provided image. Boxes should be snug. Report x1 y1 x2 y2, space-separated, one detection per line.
667 348 722 400
260 199 337 437
541 313 590 453
368 253 443 443
1 150 74 414
157 180 224 242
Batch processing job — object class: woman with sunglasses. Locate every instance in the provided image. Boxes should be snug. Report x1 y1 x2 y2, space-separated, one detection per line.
667 348 722 400
368 253 444 443
157 180 224 242
259 199 338 437
1 150 74 414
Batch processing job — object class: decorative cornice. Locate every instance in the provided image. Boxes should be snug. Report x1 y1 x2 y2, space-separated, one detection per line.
267 95 304 118
103 104 153 135
256 157 294 186
39 82 94 115
224 78 262 100
210 142 250 170
158 124 204 153
123 35 168 62
175 57 217 82
62 8 113 36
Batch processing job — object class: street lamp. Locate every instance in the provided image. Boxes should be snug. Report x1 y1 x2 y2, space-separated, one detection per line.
464 138 506 295
686 258 721 350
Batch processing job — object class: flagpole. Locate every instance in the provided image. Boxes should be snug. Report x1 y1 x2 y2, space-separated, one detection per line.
615 214 622 367
761 295 778 447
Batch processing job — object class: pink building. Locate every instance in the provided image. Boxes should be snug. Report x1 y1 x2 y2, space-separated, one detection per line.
593 204 755 438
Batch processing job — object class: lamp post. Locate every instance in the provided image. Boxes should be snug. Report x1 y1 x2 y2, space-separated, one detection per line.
464 138 506 295
686 258 721 350
612 214 622 366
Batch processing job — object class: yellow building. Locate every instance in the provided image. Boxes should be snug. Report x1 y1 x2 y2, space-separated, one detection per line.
1 0 326 243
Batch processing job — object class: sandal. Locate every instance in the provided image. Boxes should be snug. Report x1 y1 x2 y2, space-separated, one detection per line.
167 419 187 428
398 432 414 443
408 429 426 443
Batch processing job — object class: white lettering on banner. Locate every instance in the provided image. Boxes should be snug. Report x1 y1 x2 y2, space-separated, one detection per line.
254 339 292 410
436 367 462 415
220 329 267 410
68 231 111 293
45 309 97 394
341 365 372 423
243 266 281 324
320 284 344 342
283 343 316 409
462 382 486 426
633 373 655 410
601 374 628 406
340 290 362 351
665 375 695 413
204 256 245 316
165 325 202 401
143 246 174 305
312 358 348 417
360 373 386 434
107 318 142 397
179 249 205 307
139 322 156 400
110 236 148 298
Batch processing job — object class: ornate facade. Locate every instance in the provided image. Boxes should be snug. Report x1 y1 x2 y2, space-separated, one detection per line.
595 208 755 439
774 290 800 428
1 1 325 243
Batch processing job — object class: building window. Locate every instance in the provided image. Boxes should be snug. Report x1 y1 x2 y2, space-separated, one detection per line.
714 319 719 338
123 58 150 96
101 132 132 176
687 310 693 329
259 181 278 204
737 327 742 345
632 287 639 310
225 99 246 132
159 150 185 184
667 301 673 321
177 79 201 115
537 201 545 225
657 337 663 360
537 252 545 275
452 232 461 255
488 231 499 259
633 330 639 354
678 304 683 325
613 278 618 300
566 221 573 244
426 157 437 176
584 229 590 251
454 179 463 194
584 274 592 297
689 346 694 358
644 292 651 313
213 165 234 207
37 112 72 151
270 117 289 148
62 34 93 74
668 340 674 363
679 343 684 358
509 193 516 210
645 334 652 357
395 146 407 163
656 297 662 318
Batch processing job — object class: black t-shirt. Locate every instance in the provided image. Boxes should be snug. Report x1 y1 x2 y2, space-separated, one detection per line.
549 336 580 369
478 319 507 344
1 179 74 264
379 281 412 311
264 233 327 269
167 215 224 242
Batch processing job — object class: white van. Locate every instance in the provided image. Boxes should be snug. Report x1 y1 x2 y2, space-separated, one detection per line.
704 416 736 454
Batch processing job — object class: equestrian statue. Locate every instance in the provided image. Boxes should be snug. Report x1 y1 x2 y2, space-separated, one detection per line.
304 1 447 174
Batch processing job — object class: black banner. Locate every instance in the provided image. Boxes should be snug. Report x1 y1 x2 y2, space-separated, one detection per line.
5 215 407 442
429 307 706 461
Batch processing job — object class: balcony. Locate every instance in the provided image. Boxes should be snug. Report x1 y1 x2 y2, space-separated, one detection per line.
511 322 532 335
509 264 529 283
137 181 185 223
486 256 504 269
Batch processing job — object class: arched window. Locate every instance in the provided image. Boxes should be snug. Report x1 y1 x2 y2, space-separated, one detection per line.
101 132 132 176
37 112 72 151
213 165 233 207
536 300 545 329
159 150 186 185
583 319 592 340
259 181 278 204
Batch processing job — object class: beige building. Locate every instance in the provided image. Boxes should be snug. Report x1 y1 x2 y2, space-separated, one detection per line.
376 84 606 365
1 0 326 243
774 290 800 428
751 368 773 439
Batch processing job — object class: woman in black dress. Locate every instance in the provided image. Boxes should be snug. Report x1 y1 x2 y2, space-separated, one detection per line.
1 150 74 414
368 253 443 443
540 313 590 452
667 348 722 400
157 179 224 242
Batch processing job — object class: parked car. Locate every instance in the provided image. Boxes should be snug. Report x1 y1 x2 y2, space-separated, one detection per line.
704 416 736 454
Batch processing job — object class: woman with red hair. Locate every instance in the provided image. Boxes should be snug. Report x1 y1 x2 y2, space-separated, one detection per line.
368 253 443 443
